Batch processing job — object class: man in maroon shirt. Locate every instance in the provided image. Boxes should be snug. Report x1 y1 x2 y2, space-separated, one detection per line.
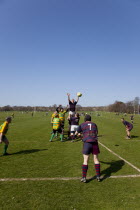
67 93 79 115
76 114 101 183
121 118 133 139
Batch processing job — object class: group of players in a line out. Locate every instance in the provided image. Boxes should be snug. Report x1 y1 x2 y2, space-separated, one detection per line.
0 93 134 183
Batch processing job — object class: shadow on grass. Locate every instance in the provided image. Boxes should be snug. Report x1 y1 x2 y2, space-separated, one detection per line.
11 149 48 155
131 135 139 139
87 160 125 183
100 160 125 180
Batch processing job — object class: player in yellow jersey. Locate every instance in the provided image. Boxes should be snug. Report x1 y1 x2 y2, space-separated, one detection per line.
0 117 12 155
56 106 68 130
51 111 59 137
51 111 58 124
50 113 63 142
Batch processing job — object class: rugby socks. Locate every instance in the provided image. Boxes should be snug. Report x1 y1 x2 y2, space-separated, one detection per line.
50 133 55 141
3 145 8 154
71 135 75 140
95 164 100 177
60 134 63 141
82 165 88 178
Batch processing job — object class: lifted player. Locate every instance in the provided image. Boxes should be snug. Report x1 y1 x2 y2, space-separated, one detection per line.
76 115 101 183
67 93 79 115
0 117 12 155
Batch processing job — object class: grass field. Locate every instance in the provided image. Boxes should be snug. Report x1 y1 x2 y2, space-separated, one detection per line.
0 111 140 210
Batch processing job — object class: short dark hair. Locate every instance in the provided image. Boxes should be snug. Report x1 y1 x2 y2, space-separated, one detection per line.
84 114 91 121
6 117 12 121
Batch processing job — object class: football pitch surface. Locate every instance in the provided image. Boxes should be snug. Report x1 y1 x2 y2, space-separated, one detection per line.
0 111 140 209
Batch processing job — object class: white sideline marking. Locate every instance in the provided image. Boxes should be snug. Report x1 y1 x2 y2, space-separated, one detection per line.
99 141 140 173
0 175 140 182
109 175 140 178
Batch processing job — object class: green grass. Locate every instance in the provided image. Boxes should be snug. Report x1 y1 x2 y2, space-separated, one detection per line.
0 111 140 209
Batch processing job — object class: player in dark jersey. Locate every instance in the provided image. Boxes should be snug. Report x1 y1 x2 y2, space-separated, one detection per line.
76 115 101 183
67 93 79 115
68 113 80 142
121 118 133 139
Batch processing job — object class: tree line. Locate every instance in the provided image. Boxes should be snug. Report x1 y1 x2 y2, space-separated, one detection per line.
0 97 139 114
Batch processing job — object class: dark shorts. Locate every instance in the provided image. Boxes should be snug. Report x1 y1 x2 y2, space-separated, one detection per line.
128 126 133 131
2 135 6 141
53 128 62 134
82 142 100 155
60 122 64 129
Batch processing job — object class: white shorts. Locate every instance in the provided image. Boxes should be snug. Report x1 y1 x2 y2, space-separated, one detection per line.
71 125 79 132
69 111 75 116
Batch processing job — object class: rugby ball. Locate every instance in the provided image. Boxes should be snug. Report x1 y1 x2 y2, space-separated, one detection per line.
77 92 82 97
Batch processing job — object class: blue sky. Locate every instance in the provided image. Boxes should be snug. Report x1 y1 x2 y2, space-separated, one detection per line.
0 0 140 107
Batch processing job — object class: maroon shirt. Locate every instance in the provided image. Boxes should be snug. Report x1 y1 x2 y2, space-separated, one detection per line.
69 101 77 112
123 120 133 130
70 117 79 125
77 121 98 142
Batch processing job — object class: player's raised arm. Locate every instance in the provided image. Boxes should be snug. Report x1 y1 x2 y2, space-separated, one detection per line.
76 95 79 103
67 93 71 102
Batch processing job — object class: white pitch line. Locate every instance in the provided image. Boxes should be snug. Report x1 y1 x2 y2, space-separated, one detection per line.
0 175 140 182
109 174 140 178
99 141 140 173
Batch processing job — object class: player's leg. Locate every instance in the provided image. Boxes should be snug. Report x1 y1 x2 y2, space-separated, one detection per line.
58 128 63 142
93 154 101 181
70 132 75 142
92 142 101 181
2 136 10 155
81 154 89 183
60 122 64 139
81 142 91 183
50 130 56 142
70 125 75 142
72 126 78 141
126 128 131 139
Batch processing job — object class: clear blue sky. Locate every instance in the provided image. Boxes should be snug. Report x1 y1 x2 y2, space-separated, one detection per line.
0 0 140 107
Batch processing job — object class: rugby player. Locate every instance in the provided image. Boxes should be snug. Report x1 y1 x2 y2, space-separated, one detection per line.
51 111 58 137
0 117 12 155
51 111 58 124
76 115 101 183
68 113 80 142
50 113 63 142
121 118 133 139
67 93 79 115
56 106 68 130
